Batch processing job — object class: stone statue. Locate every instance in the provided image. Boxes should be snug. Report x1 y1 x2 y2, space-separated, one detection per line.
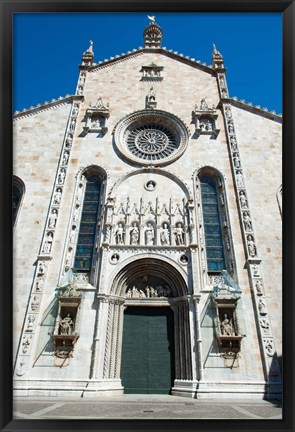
58 169 66 185
76 184 84 203
252 264 260 277
35 276 44 292
230 136 237 150
239 191 248 209
247 235 256 257
48 209 57 228
72 104 79 115
31 296 39 311
175 223 185 245
160 223 170 245
243 212 252 231
69 119 76 131
60 313 74 335
130 223 139 245
26 315 35 331
220 313 234 336
73 206 80 222
233 153 240 168
43 232 53 253
260 318 270 334
115 223 125 245
65 134 73 147
38 261 46 275
255 279 263 295
200 98 209 111
53 188 62 205
145 223 154 245
65 249 73 267
62 151 69 166
258 298 267 315
236 171 244 188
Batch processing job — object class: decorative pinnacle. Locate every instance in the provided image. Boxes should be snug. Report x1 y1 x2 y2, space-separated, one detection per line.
87 40 93 53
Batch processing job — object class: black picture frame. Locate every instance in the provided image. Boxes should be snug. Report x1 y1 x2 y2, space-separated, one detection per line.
1 1 294 432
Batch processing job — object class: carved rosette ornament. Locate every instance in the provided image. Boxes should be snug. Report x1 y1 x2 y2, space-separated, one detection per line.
113 109 190 166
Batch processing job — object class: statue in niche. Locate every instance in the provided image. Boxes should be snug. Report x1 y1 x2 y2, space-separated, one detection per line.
236 170 244 187
260 318 270 334
62 151 69 166
174 223 185 245
220 313 234 336
65 134 73 148
38 261 46 275
148 87 156 101
146 180 155 190
239 191 248 209
220 76 225 87
48 209 57 228
58 169 66 185
77 87 83 95
53 188 62 205
200 98 209 110
160 223 170 245
228 123 235 133
26 315 35 332
43 232 53 253
92 118 101 129
255 279 263 295
59 313 74 335
145 223 154 245
243 212 252 231
72 104 79 115
69 119 76 131
264 339 274 356
230 136 237 151
35 276 44 292
130 223 139 245
258 298 267 315
247 235 256 257
79 75 85 85
252 264 260 277
233 153 240 168
31 296 39 311
115 223 125 245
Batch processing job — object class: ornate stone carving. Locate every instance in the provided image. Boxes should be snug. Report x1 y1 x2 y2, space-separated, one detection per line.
243 212 252 231
251 263 260 277
30 295 40 311
160 223 170 245
174 222 185 245
83 97 110 135
22 335 32 354
260 317 270 335
15 358 27 376
35 276 44 292
62 150 69 166
113 109 190 166
126 284 172 298
255 279 263 295
65 134 73 148
145 222 155 245
58 169 66 185
53 188 62 205
69 118 76 131
258 298 267 315
26 315 35 332
48 209 58 228
146 87 157 109
236 170 244 188
141 63 163 81
130 222 139 245
193 99 219 137
263 338 275 356
239 191 248 209
42 232 53 253
220 313 235 336
114 223 125 245
247 235 257 257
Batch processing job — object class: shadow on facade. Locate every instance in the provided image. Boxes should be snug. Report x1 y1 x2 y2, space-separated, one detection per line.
263 351 282 404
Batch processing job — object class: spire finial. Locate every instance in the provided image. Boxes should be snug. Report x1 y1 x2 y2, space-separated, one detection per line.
88 40 93 53
147 15 156 24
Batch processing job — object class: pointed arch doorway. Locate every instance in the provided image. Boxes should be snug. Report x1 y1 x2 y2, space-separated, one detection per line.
104 257 192 395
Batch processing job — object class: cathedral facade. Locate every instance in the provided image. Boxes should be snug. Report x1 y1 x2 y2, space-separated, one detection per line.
13 21 282 399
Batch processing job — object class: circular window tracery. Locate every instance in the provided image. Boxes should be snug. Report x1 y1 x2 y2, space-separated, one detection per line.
114 110 190 166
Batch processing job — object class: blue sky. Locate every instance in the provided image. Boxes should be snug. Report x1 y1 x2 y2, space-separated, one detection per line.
13 13 282 113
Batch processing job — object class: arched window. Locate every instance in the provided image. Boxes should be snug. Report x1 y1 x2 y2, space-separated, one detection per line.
74 172 102 272
199 174 225 273
13 176 25 226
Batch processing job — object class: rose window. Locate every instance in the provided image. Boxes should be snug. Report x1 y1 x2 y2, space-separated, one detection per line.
113 110 190 166
126 125 177 160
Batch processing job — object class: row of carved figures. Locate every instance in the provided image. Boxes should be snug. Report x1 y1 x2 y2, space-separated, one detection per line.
108 221 186 246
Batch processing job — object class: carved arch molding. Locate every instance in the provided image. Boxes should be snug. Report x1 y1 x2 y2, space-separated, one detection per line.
102 258 193 382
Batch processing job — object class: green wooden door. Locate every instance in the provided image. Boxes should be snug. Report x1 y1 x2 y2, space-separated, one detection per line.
121 307 175 394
